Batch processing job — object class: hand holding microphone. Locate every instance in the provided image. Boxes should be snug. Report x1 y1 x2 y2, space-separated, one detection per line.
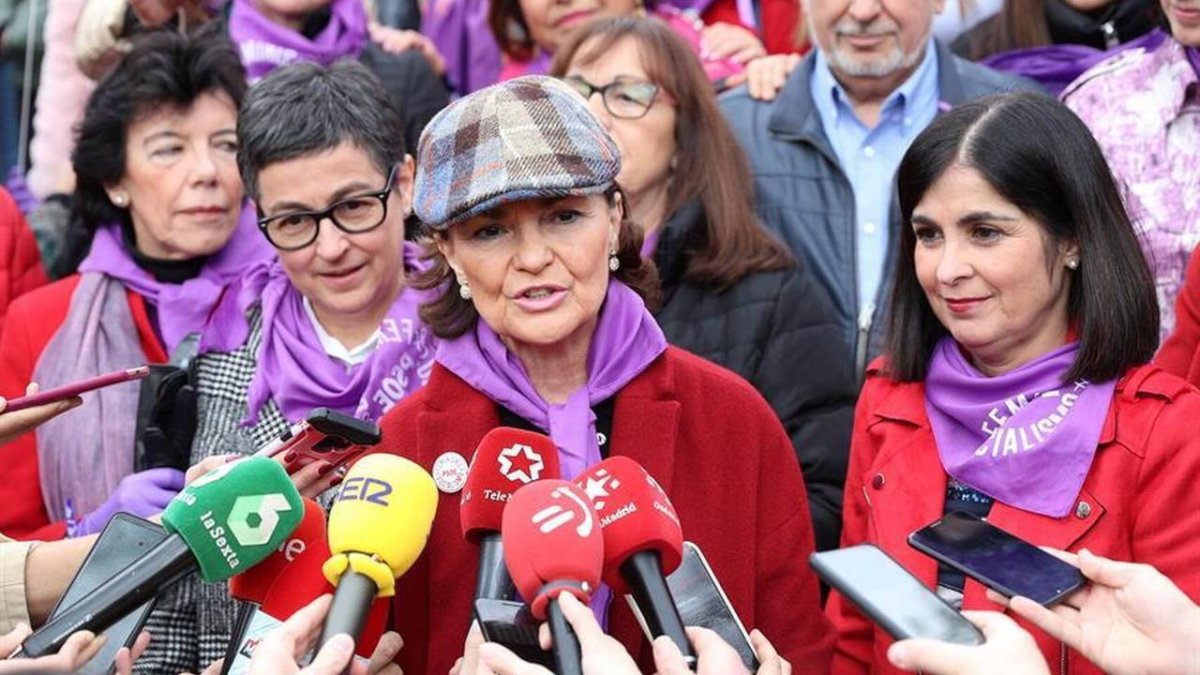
318 454 437 649
461 428 561 601
501 479 604 675
14 457 304 659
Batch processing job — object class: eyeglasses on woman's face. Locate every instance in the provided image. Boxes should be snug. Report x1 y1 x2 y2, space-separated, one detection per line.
258 166 397 251
562 75 674 120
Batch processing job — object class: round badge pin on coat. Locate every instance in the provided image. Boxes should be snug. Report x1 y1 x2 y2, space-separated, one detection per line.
433 451 469 494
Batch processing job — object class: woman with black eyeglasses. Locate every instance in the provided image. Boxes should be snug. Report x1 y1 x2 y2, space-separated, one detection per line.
551 17 858 553
135 60 422 674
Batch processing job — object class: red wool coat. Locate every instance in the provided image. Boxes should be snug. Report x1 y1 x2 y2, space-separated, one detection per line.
828 359 1200 675
375 347 834 674
0 188 48 339
1156 247 1200 384
0 275 167 539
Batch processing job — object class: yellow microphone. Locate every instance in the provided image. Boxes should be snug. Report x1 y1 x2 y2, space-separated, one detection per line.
319 454 437 647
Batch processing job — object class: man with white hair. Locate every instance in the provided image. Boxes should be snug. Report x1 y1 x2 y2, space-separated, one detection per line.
722 0 1037 379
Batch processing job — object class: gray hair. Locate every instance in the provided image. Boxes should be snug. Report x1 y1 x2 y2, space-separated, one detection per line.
237 60 405 201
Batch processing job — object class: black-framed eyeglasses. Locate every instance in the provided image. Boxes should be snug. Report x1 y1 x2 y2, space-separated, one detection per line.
562 75 675 120
257 166 397 251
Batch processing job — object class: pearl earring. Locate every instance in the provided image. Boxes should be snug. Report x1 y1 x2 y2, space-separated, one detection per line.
1066 258 1079 270
458 279 472 300
608 251 620 272
112 193 128 207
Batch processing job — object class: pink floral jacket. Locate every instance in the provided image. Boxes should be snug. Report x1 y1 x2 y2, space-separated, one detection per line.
1063 34 1200 343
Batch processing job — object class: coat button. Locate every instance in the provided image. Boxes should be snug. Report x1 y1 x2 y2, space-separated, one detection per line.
1075 501 1092 519
871 473 885 490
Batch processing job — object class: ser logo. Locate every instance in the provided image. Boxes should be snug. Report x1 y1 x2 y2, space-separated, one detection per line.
336 477 393 506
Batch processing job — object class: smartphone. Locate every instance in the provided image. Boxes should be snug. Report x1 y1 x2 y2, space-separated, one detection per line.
4 366 151 412
626 541 760 670
474 599 556 669
47 513 168 674
254 408 382 473
908 511 1086 607
810 545 984 646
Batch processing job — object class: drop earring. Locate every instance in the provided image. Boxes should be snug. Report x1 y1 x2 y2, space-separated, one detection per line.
608 251 620 272
458 278 472 300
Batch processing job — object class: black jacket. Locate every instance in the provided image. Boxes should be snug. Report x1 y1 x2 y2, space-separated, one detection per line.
652 201 857 551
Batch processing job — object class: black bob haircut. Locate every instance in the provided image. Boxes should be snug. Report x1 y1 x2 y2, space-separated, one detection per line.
886 91 1158 384
71 24 246 233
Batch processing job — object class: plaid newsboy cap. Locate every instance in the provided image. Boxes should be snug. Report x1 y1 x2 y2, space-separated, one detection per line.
413 75 622 230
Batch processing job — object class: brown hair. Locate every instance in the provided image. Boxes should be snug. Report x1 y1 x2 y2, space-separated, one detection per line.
414 189 660 339
964 0 1053 61
550 16 792 291
488 0 535 61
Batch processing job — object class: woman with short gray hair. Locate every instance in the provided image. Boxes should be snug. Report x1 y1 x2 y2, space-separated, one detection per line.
137 59 428 674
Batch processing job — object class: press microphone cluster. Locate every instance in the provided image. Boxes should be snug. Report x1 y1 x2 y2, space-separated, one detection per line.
484 429 697 672
14 457 305 659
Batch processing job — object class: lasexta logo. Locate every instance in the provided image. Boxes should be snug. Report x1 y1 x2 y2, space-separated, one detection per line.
227 494 294 546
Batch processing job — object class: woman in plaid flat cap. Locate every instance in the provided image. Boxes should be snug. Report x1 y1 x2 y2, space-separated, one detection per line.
370 75 832 674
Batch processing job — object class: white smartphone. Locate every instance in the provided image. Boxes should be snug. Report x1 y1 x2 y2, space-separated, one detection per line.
625 541 760 669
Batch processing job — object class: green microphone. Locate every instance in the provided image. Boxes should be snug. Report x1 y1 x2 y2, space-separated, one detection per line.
16 458 304 658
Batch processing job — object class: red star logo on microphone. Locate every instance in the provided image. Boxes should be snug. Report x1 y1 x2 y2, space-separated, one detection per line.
497 443 544 484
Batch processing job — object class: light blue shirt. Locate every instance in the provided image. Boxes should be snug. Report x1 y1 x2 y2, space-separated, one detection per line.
810 42 941 311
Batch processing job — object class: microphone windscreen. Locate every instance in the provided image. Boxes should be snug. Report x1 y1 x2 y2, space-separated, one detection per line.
327 454 437 580
229 498 326 603
501 480 603 620
162 457 304 583
461 428 561 541
259 538 389 658
574 457 683 594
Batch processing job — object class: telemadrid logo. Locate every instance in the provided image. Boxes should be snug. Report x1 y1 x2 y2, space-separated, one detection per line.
498 443 545 484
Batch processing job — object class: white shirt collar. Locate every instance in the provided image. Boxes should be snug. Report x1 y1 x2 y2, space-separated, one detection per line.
301 296 381 366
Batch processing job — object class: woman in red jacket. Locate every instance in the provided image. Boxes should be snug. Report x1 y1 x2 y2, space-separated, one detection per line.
828 90 1200 674
0 29 271 540
371 75 832 674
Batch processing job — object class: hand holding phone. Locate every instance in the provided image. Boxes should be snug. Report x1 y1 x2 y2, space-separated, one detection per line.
3 367 150 413
255 408 382 475
811 545 984 646
907 512 1086 607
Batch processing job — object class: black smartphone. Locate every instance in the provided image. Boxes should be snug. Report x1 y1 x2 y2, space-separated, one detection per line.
626 541 760 670
908 511 1086 606
810 545 984 646
473 599 556 669
47 513 168 674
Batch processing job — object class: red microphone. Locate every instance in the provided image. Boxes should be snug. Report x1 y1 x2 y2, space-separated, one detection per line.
502 480 603 675
221 498 327 675
461 428 561 600
575 457 695 665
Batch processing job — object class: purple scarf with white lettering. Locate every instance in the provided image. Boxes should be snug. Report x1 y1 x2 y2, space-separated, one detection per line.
923 337 1115 517
200 241 437 424
227 0 367 82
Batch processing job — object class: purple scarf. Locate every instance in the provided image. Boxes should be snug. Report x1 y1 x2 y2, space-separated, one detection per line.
201 241 437 424
437 279 667 480
421 0 501 94
985 29 1167 97
77 204 272 355
437 278 667 627
32 204 270 522
924 338 1116 518
228 0 367 82
1187 46 1200 79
